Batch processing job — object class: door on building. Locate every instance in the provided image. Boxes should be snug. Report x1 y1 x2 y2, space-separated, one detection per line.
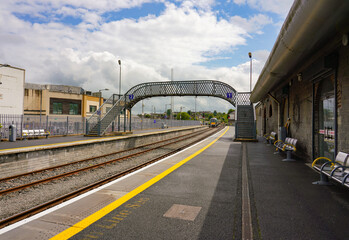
313 75 335 160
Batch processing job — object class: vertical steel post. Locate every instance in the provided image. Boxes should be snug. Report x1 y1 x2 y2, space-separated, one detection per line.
129 108 132 132
118 60 121 132
249 52 252 92
124 108 127 132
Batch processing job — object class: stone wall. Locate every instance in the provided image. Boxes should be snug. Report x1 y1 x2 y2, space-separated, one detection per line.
255 42 349 161
337 44 349 153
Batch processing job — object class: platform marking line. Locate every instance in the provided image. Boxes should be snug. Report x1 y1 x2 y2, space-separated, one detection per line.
50 127 229 240
242 143 253 240
0 127 198 152
0 136 126 152
0 127 225 236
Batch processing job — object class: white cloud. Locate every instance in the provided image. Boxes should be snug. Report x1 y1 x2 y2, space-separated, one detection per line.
233 0 294 16
179 0 216 10
0 1 274 113
230 14 272 35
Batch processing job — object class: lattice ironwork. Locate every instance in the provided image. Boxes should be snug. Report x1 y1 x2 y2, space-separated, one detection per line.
124 80 238 108
87 80 239 135
236 92 251 105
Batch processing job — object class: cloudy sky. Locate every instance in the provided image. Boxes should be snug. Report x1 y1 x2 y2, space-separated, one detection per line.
0 0 294 114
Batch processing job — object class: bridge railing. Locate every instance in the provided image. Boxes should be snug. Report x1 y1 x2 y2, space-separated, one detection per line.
86 94 122 135
236 92 251 105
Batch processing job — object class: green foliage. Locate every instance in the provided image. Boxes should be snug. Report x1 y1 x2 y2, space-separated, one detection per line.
176 112 191 120
228 109 235 114
144 114 151 118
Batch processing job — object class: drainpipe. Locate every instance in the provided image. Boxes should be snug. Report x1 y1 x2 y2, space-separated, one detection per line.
268 93 281 140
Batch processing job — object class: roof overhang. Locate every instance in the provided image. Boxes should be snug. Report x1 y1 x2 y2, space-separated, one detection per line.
250 0 349 103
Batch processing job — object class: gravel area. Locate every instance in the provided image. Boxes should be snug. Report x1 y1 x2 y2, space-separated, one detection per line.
0 129 206 191
0 127 219 221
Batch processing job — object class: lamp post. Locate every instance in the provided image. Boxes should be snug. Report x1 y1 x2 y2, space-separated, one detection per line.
97 88 109 135
118 59 121 131
98 88 109 108
195 96 197 121
179 106 185 120
248 52 252 92
165 103 171 116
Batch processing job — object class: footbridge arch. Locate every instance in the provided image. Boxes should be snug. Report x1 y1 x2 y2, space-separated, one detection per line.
86 80 251 136
124 80 237 108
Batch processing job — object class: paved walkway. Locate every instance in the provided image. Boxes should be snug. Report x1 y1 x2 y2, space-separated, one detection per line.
0 127 348 239
0 126 198 150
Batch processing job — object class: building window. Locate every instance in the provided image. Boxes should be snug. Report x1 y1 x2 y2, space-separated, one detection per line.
89 105 97 113
269 104 273 117
24 89 29 96
69 103 79 115
53 102 63 114
50 98 81 115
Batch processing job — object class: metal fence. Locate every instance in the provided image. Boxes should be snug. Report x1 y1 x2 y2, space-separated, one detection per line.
0 114 86 139
0 114 201 139
120 117 201 132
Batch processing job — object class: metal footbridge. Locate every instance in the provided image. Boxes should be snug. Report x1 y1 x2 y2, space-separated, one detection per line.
86 80 255 140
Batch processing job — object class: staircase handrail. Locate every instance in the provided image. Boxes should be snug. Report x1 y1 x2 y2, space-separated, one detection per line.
98 95 127 135
87 94 118 122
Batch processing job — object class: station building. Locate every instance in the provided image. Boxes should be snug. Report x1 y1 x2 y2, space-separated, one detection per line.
252 1 349 161
24 83 103 118
0 64 25 115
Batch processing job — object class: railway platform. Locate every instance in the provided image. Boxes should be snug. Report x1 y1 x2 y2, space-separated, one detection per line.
0 127 349 239
0 126 195 151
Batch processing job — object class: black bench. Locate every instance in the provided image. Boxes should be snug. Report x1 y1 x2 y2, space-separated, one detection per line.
312 152 349 187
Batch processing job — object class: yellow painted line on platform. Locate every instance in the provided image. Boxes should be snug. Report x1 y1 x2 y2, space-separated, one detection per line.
50 127 229 240
0 136 123 152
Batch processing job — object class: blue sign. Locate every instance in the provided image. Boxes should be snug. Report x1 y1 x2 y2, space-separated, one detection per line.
154 120 156 123
129 94 134 100
226 93 233 99
97 110 101 115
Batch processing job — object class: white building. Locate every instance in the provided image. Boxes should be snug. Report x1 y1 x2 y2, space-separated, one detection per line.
0 64 25 115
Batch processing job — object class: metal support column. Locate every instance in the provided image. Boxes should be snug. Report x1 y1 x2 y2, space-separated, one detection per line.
124 108 127 132
129 108 132 132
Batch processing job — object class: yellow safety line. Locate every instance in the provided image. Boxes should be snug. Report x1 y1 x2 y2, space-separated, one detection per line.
50 127 229 240
0 136 123 152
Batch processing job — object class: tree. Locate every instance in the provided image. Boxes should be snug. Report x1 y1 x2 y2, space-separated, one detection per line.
176 112 191 120
166 109 172 117
187 110 192 116
213 110 217 116
228 109 235 114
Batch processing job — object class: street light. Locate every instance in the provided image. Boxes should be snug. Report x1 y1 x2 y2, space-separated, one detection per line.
248 52 252 92
165 103 171 117
179 106 185 120
98 88 109 107
118 59 121 131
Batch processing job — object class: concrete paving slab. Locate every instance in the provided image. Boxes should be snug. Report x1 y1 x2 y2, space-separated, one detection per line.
67 127 239 240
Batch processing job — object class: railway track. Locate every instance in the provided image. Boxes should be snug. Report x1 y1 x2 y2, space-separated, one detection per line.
0 125 224 228
0 127 210 195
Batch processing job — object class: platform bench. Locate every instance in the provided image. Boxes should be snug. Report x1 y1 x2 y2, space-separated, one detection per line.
273 137 297 161
264 132 277 144
312 152 349 188
22 129 50 139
